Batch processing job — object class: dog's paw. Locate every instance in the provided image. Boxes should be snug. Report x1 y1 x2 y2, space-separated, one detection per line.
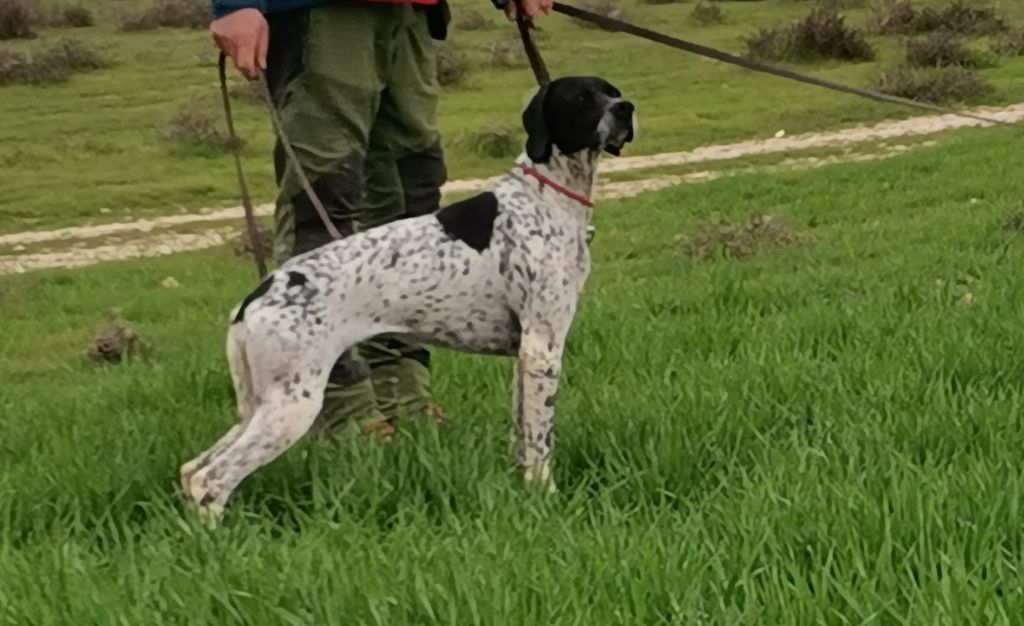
522 461 557 494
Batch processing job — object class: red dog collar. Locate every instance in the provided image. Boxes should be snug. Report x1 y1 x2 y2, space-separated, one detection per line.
516 163 594 208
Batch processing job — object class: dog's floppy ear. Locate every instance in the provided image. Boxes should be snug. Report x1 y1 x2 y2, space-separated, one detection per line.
522 84 552 163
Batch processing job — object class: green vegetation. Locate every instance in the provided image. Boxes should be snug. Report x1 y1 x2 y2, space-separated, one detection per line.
4 128 1024 623
5 2 1024 622
0 0 1023 233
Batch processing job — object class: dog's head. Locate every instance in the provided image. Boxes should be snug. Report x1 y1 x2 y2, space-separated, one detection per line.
522 76 636 163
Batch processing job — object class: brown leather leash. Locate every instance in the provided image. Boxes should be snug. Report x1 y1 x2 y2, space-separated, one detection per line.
218 52 343 279
218 53 268 278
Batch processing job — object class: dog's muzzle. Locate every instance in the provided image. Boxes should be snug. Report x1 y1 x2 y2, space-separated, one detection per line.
602 100 636 156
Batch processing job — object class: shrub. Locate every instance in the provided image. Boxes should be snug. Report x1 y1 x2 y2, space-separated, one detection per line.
119 0 209 31
0 46 28 81
691 2 724 26
484 38 525 69
0 0 36 40
745 8 874 62
0 38 104 85
744 27 788 61
789 8 874 60
53 5 94 28
875 65 990 103
465 126 520 159
938 1 1005 36
905 31 980 68
874 0 1005 36
162 97 239 151
229 79 264 104
991 31 1024 57
455 9 491 31
436 43 469 87
574 0 628 30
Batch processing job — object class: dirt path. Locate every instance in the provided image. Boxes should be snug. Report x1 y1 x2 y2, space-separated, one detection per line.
3 100 1019 275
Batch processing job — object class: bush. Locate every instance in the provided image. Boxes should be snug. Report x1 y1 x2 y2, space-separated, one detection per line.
455 9 492 31
465 126 520 159
691 2 724 26
875 65 990 103
574 0 628 30
905 30 981 68
874 1 1005 36
0 37 104 85
938 1 1005 36
991 30 1024 57
229 79 264 104
744 27 788 61
52 5 94 28
119 0 209 31
436 43 469 87
745 8 874 62
484 38 525 69
0 0 36 40
789 8 874 60
0 46 27 81
162 97 239 151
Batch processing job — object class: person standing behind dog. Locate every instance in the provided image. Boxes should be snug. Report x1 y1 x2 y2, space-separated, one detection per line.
209 0 553 436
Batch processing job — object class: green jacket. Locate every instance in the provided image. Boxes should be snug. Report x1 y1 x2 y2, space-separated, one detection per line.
214 0 505 18
213 0 325 18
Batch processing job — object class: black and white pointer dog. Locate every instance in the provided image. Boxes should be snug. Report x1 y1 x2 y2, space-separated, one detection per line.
181 77 636 516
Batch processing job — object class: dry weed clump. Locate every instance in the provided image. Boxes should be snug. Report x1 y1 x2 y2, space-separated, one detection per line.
678 213 813 260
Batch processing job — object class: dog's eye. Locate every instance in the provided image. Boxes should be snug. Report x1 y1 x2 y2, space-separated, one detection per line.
577 91 593 104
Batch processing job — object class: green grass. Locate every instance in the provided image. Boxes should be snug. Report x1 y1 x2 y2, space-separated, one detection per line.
4 128 1024 623
2 0 1024 234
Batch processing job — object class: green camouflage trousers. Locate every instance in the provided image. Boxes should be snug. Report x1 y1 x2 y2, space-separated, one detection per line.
265 2 447 432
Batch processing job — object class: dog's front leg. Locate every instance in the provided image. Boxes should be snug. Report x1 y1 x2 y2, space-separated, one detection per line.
515 324 567 492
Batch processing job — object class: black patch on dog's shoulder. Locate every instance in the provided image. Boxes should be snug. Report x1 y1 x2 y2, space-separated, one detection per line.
232 276 274 324
286 271 307 288
435 192 499 253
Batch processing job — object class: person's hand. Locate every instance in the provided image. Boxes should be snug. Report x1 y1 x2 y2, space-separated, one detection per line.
504 0 554 21
210 8 269 81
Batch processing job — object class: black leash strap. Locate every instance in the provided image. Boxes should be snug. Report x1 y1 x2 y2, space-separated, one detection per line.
552 2 1017 129
219 53 268 278
515 0 550 86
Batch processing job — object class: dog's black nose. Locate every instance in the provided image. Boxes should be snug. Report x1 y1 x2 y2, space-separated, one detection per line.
611 101 635 119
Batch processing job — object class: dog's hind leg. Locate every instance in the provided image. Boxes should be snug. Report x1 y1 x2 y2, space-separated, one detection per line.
183 382 326 516
180 329 256 491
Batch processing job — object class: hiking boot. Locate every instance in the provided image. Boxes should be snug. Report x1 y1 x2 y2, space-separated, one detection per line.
313 377 391 438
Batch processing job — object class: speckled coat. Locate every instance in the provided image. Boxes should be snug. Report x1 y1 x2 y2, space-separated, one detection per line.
180 77 636 517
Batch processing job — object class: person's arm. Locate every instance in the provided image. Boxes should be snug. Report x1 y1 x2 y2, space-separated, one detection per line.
210 3 269 80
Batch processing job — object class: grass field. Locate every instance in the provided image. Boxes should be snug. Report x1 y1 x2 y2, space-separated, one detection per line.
2 0 1024 233
4 126 1024 622
5 0 1024 622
